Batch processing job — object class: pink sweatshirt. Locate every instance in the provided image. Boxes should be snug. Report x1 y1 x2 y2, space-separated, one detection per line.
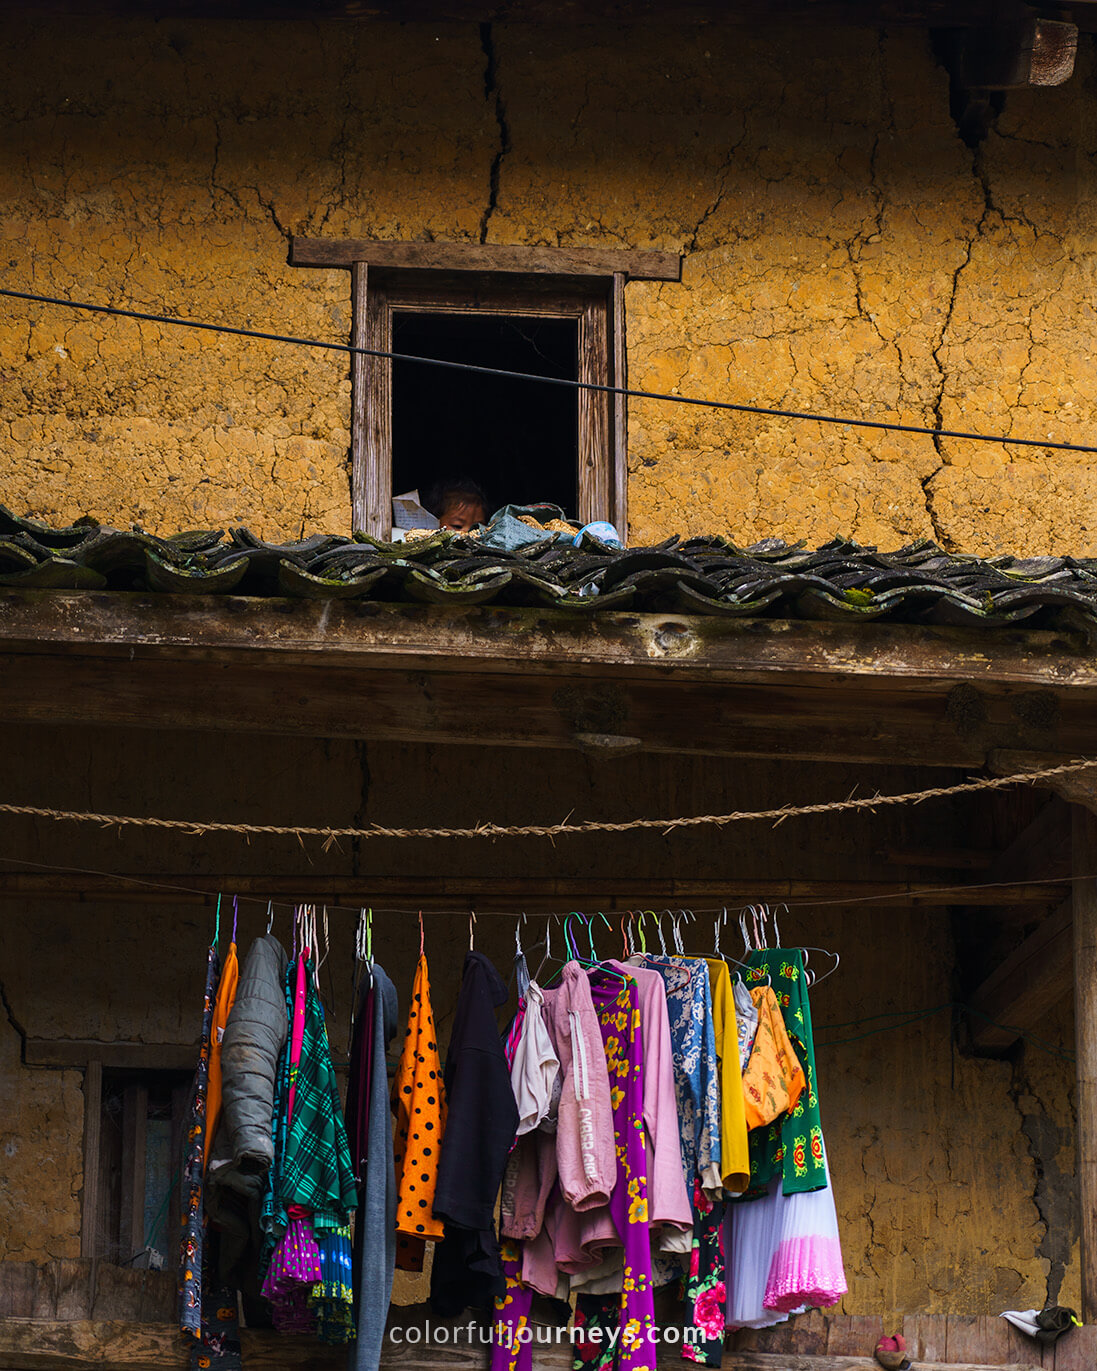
542 963 617 1212
564 962 692 1268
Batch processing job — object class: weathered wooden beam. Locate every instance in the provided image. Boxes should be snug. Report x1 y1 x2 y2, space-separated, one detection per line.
0 1319 1043 1371
290 237 681 282
0 652 1007 766
78 1067 101 1261
1074 803 1097 1323
0 873 1066 909
987 795 1071 885
0 595 1095 691
966 897 1073 1051
990 751 1097 820
26 1040 198 1071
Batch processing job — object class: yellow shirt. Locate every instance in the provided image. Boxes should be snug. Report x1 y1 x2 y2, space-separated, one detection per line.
704 957 750 1195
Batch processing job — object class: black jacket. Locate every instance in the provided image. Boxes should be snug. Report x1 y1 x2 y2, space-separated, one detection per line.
430 950 519 1314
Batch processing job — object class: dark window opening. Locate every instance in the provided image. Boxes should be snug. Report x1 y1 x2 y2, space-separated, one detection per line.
391 312 579 520
93 1068 191 1267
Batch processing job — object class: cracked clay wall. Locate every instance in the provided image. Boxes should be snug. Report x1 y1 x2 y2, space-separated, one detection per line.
2 17 1097 550
0 724 1080 1315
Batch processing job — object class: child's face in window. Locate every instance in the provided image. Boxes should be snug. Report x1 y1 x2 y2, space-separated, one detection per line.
439 498 486 532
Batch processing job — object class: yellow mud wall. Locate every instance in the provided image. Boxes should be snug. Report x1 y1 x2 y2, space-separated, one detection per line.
1 17 1095 552
0 723 1079 1314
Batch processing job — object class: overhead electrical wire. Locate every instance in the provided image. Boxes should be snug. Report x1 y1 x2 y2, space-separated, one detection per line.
3 284 1097 455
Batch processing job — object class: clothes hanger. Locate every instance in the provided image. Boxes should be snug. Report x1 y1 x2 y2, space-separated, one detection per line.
212 892 222 951
702 906 752 976
512 912 532 999
469 908 477 952
563 912 627 983
532 914 562 984
800 946 841 986
266 900 275 936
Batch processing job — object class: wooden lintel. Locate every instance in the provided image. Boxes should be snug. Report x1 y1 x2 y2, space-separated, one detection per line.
966 896 1073 1051
25 1040 198 1071
0 595 1094 692
0 873 1066 909
289 236 681 281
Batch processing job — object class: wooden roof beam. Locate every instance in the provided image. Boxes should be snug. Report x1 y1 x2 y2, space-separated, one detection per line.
965 896 1072 1051
1 594 1096 690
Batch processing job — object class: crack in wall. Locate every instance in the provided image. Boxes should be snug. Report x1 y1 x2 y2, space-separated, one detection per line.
1007 1056 1076 1306
0 977 28 1064
925 138 994 550
478 22 510 245
686 129 746 254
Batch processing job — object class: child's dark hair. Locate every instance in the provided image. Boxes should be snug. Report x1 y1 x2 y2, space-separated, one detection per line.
422 476 490 520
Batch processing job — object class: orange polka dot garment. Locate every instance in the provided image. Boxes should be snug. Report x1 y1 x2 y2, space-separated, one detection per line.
391 953 447 1271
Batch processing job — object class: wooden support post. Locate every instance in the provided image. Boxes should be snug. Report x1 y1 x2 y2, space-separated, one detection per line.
79 1060 102 1260
1073 802 1097 1323
611 270 628 537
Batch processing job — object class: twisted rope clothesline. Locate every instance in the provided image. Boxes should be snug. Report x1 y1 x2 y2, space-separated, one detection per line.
3 754 1096 845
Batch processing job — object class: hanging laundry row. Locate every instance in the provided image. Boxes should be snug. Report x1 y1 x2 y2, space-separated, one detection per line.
177 900 845 1371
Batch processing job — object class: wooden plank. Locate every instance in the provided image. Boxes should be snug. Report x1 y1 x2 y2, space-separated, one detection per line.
118 1086 148 1261
1053 1323 1097 1369
0 1318 186 1369
825 1314 883 1356
0 1263 36 1318
29 1261 94 1321
0 1319 1047 1371
290 237 682 282
783 1309 829 1353
903 1313 948 1363
79 1061 102 1261
945 1312 1005 1363
611 271 628 537
1 595 1096 695
350 262 376 537
0 652 1015 767
966 896 1073 1051
1073 802 1097 1323
1002 1320 1045 1367
27 1041 197 1071
9 650 1093 770
89 1267 176 1324
989 796 1071 884
0 873 1066 910
576 294 612 526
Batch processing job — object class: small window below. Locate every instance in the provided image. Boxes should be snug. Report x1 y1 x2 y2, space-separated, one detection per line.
86 1066 191 1268
392 311 579 517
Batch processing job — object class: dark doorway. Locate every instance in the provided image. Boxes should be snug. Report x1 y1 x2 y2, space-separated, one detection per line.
391 311 579 520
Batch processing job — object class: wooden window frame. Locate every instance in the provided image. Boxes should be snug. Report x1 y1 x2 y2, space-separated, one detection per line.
290 239 682 541
27 1040 198 1263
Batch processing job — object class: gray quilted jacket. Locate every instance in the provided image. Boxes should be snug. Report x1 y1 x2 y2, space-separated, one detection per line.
217 933 288 1169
